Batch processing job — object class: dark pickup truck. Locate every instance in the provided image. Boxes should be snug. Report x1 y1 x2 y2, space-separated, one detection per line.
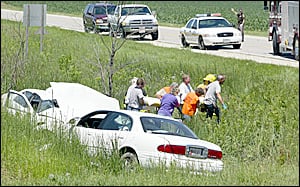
83 2 116 33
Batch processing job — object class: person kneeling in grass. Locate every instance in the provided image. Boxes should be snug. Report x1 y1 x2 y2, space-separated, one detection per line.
157 87 180 118
181 87 205 121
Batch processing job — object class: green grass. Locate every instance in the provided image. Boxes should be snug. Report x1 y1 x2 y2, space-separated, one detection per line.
1 111 298 186
1 16 299 186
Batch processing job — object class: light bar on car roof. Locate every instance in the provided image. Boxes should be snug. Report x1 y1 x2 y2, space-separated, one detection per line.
195 13 221 17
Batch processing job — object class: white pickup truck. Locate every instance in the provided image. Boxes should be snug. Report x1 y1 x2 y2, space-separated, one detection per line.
107 4 159 40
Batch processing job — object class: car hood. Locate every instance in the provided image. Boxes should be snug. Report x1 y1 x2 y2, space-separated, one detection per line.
95 15 107 19
154 133 221 151
121 14 156 22
199 27 240 34
48 82 120 121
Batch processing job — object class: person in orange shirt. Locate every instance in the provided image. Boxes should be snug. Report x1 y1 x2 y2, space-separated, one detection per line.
155 82 178 99
182 87 205 121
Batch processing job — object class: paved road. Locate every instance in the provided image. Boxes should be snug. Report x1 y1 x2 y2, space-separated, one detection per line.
1 9 298 68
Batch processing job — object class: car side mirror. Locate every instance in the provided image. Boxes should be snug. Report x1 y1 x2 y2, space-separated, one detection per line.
53 99 59 108
120 126 129 131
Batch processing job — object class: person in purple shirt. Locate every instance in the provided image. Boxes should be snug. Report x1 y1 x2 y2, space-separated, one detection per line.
157 87 180 117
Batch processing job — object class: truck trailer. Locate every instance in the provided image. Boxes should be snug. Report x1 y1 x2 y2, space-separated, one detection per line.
264 1 299 61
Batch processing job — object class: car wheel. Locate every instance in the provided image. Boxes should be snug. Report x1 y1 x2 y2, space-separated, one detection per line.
83 22 89 33
198 36 206 50
120 152 138 171
273 31 280 55
93 24 99 34
181 34 189 47
293 35 299 61
233 44 241 49
120 27 126 38
151 31 159 41
108 25 115 37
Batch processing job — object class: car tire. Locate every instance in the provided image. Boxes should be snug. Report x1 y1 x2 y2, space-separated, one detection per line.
198 36 206 50
120 27 126 38
84 26 89 33
273 31 280 55
151 31 159 40
233 44 241 49
93 24 99 34
83 22 89 33
108 25 114 37
120 152 139 171
181 34 189 48
109 29 113 37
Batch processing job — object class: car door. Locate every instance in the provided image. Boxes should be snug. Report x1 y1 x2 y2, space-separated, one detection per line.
83 4 90 22
183 18 196 43
190 19 199 44
73 111 132 155
110 6 120 30
86 4 95 29
3 90 34 116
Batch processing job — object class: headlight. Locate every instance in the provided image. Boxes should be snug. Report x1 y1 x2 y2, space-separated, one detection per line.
153 19 158 25
121 21 127 26
202 33 215 37
96 19 103 24
235 32 241 36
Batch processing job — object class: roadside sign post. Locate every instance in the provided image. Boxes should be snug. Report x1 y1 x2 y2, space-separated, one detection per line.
23 4 47 55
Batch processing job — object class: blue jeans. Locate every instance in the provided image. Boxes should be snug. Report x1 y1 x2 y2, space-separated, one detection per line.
205 104 220 124
126 106 140 111
182 114 192 121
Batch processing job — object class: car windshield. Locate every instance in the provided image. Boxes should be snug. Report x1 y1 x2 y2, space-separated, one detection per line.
37 100 57 113
140 117 198 139
121 7 151 16
199 19 232 28
95 5 116 15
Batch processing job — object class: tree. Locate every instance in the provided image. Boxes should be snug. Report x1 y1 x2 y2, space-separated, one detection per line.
1 18 26 91
96 1 136 97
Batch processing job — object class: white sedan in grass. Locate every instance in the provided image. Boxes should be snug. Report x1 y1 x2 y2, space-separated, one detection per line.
180 13 242 49
1 82 120 128
67 109 224 173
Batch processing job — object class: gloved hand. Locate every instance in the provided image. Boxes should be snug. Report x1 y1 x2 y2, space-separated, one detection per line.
222 103 227 110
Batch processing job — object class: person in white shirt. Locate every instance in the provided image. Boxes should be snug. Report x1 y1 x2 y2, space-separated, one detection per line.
203 74 227 124
127 78 146 111
124 77 138 109
178 73 194 104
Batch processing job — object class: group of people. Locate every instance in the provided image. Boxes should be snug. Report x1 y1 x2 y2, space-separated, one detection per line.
124 73 227 124
123 7 244 123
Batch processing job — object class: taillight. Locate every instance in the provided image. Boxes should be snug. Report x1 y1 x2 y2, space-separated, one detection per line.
157 144 185 155
157 145 223 160
208 149 222 159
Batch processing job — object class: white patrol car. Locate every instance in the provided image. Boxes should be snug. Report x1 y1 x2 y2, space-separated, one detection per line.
180 13 242 49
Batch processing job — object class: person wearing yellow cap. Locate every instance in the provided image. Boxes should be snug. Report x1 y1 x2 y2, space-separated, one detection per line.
203 74 227 124
197 74 217 112
197 74 217 91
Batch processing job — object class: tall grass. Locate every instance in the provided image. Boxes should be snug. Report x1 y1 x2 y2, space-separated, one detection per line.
1 19 299 185
1 110 298 186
